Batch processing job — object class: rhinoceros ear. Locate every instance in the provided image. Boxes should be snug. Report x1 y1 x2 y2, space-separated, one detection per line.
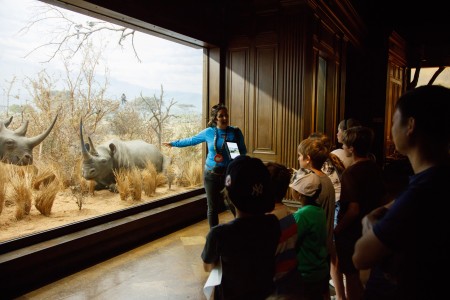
109 143 117 156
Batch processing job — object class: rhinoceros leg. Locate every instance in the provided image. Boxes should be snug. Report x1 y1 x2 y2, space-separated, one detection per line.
94 182 110 191
108 183 118 193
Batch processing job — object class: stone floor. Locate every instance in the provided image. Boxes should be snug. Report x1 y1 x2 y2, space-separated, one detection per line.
18 211 235 300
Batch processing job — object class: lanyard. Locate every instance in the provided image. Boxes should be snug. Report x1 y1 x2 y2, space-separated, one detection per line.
214 127 228 154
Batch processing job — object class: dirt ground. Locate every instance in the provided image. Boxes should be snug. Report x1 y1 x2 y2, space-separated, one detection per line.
0 185 191 243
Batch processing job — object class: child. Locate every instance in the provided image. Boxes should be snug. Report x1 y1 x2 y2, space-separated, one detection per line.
287 168 330 299
292 138 335 259
266 162 298 294
334 126 387 300
201 155 281 299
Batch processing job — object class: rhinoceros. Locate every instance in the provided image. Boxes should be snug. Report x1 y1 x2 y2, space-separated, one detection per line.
0 115 58 165
80 120 171 191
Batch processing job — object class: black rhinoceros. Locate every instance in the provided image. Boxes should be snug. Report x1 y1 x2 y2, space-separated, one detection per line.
0 115 58 165
79 119 171 191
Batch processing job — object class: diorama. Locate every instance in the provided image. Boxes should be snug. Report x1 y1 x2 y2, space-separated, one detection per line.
0 0 204 242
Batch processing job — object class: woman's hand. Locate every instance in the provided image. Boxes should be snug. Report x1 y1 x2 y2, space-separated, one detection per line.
162 142 172 148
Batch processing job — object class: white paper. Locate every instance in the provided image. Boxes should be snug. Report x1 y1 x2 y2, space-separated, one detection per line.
203 260 222 300
226 142 240 159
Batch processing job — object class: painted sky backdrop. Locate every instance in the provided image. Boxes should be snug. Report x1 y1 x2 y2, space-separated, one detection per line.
0 0 203 112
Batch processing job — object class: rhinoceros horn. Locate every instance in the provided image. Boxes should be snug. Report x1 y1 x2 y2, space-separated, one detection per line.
87 136 99 156
27 115 58 148
80 118 92 160
2 116 13 127
14 120 29 136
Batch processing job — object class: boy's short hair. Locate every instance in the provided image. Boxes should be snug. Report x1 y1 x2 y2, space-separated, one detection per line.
297 138 329 170
396 85 450 145
224 155 274 214
342 126 374 157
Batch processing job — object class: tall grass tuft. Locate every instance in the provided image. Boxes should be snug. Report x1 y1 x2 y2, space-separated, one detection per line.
177 161 202 187
35 178 60 216
0 163 6 215
142 161 157 196
128 167 142 201
156 173 167 187
9 167 33 220
114 169 130 200
33 166 57 190
88 180 96 195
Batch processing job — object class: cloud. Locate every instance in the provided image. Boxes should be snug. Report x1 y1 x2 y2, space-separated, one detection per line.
0 0 203 108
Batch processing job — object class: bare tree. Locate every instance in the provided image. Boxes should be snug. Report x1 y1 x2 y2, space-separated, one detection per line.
1 76 19 117
19 3 142 63
110 101 146 140
139 85 177 149
427 66 446 85
407 65 447 90
21 42 119 186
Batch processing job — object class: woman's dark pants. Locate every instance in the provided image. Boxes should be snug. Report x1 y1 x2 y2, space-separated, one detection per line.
204 170 235 228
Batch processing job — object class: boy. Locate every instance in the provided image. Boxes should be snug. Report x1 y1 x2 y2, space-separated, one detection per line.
201 155 281 299
266 162 298 294
287 168 330 299
353 85 450 299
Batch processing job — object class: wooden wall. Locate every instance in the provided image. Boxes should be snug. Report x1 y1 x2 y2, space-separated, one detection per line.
223 1 362 169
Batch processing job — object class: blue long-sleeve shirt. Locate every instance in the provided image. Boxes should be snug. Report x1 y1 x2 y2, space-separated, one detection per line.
170 126 247 171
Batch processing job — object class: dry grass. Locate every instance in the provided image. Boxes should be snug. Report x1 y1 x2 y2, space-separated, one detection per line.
33 167 57 190
177 161 202 187
0 163 6 215
142 161 157 196
128 167 142 201
156 173 167 187
114 169 130 200
35 178 60 216
8 167 33 220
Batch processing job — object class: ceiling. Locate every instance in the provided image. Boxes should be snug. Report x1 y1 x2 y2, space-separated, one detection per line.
351 0 450 67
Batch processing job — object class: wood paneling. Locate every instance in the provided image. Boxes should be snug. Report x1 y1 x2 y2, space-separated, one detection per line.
228 47 249 133
227 34 279 162
385 32 406 160
252 44 278 157
278 14 308 168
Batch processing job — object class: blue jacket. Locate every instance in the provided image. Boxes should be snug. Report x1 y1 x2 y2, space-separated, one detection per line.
170 126 246 171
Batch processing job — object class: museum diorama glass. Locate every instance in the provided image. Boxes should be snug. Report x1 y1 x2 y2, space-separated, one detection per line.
0 0 204 242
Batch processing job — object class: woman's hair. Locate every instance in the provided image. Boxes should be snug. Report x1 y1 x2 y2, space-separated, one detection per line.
207 103 227 127
309 132 345 176
338 118 361 131
265 162 293 203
